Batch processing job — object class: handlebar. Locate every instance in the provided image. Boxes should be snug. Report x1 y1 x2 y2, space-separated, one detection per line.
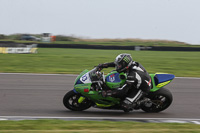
89 67 104 82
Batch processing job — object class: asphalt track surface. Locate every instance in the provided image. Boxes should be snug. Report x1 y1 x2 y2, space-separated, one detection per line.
0 73 200 119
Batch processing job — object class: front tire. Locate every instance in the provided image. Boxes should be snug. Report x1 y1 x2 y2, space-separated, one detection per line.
63 90 92 111
141 88 173 113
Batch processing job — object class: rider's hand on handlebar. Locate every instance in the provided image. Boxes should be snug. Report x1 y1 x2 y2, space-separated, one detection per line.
96 64 103 71
95 71 102 78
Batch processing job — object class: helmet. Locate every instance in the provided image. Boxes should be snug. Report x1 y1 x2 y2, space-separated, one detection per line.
114 53 133 73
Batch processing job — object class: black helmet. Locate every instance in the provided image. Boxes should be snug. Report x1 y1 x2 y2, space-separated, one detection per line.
114 53 133 73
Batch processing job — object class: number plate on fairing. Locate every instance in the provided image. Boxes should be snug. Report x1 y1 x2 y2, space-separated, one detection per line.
80 72 92 84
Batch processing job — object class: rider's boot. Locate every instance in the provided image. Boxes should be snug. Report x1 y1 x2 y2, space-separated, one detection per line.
121 90 146 112
121 99 136 112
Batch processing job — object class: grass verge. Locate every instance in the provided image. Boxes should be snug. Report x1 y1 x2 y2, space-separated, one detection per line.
0 48 199 77
0 120 200 133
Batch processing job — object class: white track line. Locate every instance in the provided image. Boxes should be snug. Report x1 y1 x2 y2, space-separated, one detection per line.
1 116 200 121
175 77 200 80
0 73 200 79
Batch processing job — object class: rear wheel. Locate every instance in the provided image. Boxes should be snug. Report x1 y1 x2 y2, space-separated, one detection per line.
141 88 173 113
63 90 92 111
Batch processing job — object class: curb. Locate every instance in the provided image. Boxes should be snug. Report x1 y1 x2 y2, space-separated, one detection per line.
0 116 200 124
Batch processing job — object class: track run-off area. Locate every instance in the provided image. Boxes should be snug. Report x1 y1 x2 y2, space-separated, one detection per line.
0 73 200 123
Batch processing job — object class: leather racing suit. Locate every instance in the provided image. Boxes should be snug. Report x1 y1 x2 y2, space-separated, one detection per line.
99 61 152 109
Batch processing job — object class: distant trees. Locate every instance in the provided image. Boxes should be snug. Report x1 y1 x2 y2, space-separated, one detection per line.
0 34 6 39
0 34 77 41
0 34 26 40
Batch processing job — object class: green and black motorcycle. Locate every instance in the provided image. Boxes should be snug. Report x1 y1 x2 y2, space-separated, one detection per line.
63 67 175 112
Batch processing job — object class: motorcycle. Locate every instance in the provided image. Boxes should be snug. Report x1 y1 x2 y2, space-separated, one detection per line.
63 67 175 112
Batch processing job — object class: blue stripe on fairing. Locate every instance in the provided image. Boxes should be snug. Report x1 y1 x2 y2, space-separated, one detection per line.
154 74 175 85
73 89 78 93
75 79 83 84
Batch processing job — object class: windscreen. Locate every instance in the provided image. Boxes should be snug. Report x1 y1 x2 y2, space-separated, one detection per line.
89 68 101 82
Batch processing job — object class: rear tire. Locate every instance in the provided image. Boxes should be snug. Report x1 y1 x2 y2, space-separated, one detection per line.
141 88 173 113
63 90 92 111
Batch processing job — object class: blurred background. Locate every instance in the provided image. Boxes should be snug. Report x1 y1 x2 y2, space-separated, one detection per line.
0 1 200 131
0 0 200 77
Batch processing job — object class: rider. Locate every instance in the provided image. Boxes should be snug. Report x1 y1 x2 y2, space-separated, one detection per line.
97 53 152 111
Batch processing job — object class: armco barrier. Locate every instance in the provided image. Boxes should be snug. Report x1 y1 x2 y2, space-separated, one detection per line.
150 46 200 51
37 43 135 50
37 43 200 51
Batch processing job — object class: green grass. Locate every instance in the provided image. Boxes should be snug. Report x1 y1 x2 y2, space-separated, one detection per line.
0 120 199 132
0 48 200 77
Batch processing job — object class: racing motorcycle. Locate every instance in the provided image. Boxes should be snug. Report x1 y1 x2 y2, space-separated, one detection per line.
63 67 175 112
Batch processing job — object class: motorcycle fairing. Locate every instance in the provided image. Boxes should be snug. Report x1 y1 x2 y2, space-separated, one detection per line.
150 73 175 92
154 74 175 85
74 69 174 107
106 72 121 83
74 69 89 85
105 71 127 89
77 87 120 106
74 70 121 106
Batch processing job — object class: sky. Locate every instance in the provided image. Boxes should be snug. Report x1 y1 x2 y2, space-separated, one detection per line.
0 0 200 44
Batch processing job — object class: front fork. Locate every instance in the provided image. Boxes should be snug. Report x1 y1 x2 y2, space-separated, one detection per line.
78 96 85 103
73 88 86 104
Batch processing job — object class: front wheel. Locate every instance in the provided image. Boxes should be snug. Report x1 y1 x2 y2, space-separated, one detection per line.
141 88 173 113
63 90 92 111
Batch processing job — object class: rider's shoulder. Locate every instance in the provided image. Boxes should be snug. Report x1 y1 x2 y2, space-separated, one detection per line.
131 62 145 72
